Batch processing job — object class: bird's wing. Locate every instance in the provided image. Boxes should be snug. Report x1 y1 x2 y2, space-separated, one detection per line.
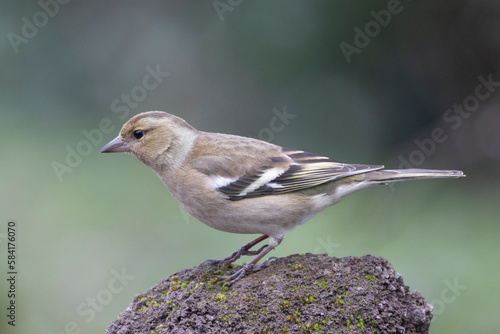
192 147 384 201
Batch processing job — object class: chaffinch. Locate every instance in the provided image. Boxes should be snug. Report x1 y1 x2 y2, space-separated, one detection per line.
101 111 465 284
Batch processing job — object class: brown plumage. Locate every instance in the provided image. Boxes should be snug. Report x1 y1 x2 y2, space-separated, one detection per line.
101 111 465 285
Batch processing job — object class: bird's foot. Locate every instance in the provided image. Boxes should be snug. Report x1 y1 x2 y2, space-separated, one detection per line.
216 263 256 286
207 235 269 266
217 257 277 286
208 244 268 266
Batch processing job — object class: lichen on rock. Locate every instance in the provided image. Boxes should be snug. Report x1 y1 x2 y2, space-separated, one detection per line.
106 254 433 334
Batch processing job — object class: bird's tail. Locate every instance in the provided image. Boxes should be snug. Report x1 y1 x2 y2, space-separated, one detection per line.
319 168 465 209
364 169 466 184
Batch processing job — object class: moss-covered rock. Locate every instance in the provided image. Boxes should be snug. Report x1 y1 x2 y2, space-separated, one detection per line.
106 254 432 333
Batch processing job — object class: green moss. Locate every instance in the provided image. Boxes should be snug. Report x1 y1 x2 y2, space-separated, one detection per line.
303 295 315 303
280 299 292 309
277 326 290 334
214 293 226 301
335 295 344 305
286 307 302 323
145 300 160 308
299 323 313 332
357 316 364 329
220 263 235 271
364 275 377 283
259 325 273 333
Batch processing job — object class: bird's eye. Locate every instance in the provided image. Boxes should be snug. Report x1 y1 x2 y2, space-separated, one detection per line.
133 130 144 139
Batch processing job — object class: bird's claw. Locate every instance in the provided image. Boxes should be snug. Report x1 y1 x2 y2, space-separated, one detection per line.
216 257 277 286
217 263 256 286
208 244 268 267
260 256 278 267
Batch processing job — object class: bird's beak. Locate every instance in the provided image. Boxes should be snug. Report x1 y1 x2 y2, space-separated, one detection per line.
100 136 131 153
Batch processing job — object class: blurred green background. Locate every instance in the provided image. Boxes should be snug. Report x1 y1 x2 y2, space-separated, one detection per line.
1 1 499 333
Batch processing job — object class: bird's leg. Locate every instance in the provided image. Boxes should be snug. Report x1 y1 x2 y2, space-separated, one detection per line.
209 235 269 266
218 238 282 286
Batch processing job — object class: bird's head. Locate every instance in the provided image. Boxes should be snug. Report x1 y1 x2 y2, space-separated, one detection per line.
101 111 197 170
